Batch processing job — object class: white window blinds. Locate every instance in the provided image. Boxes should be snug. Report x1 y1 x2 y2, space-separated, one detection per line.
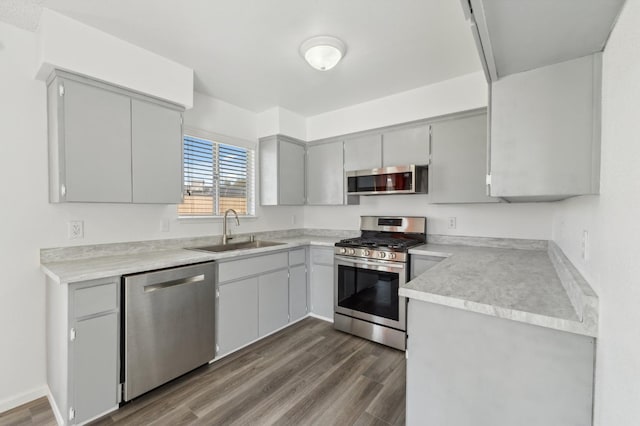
178 135 255 216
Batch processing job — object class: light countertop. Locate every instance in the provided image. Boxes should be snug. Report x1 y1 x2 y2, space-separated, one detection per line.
41 236 339 285
402 243 597 337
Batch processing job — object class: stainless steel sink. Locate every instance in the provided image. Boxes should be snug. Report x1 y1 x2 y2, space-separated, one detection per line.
188 240 285 253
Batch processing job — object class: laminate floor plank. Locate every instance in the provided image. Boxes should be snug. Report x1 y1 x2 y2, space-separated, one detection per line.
0 318 406 426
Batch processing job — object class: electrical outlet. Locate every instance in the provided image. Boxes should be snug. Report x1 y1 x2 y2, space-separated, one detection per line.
291 215 297 225
68 220 84 240
447 217 457 230
581 230 589 260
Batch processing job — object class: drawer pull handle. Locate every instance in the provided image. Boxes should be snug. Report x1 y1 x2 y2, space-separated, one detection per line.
144 274 205 293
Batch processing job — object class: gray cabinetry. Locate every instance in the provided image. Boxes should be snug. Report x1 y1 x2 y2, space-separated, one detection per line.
48 77 132 203
259 135 306 205
258 269 290 336
309 247 334 320
382 124 430 166
306 141 345 205
489 54 602 201
218 277 259 356
47 70 184 204
289 248 308 322
406 300 595 426
429 111 498 203
344 134 382 171
131 99 183 204
410 255 445 280
46 276 120 425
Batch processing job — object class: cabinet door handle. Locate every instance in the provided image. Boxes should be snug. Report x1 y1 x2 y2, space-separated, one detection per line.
143 274 204 293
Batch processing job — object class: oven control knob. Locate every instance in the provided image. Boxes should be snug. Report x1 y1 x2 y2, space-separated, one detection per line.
348 248 356 255
389 253 396 260
339 248 347 254
363 249 371 256
379 252 386 259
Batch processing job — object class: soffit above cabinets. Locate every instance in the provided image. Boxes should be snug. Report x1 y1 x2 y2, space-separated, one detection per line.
464 0 626 80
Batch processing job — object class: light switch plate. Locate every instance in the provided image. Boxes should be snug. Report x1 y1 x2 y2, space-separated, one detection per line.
447 217 457 230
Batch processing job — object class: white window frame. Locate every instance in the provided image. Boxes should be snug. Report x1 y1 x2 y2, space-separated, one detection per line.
178 127 256 219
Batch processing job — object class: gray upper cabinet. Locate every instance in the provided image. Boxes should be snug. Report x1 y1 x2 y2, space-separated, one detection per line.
344 134 382 171
131 99 183 204
47 70 184 204
382 124 430 167
489 55 601 201
49 77 133 203
259 135 306 205
429 111 498 204
306 141 345 205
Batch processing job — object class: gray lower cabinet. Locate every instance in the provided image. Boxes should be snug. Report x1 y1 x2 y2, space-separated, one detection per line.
382 124 430 167
429 111 499 203
309 247 334 319
289 264 308 322
406 300 595 426
306 141 345 205
47 70 184 204
259 135 306 206
217 248 311 357
489 54 601 201
218 277 259 356
46 276 120 425
258 269 290 336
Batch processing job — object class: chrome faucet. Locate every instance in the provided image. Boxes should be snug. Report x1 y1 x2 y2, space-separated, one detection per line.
222 209 240 244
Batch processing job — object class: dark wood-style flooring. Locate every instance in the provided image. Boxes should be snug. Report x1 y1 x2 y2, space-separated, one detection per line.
0 318 405 425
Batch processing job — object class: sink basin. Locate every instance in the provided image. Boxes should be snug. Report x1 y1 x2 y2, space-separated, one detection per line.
188 240 285 253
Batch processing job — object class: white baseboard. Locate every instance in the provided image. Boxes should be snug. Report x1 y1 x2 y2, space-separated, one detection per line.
308 312 334 323
0 385 47 414
46 387 64 426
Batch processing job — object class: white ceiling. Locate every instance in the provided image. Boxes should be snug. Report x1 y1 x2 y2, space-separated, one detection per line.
38 0 481 115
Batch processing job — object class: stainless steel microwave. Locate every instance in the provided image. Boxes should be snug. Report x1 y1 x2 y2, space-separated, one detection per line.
346 165 428 195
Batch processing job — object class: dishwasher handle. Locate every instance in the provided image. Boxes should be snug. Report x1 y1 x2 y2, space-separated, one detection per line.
143 274 205 293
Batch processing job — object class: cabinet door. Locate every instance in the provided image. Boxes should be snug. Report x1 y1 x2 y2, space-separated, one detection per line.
344 134 382 171
490 55 600 200
310 263 334 320
306 141 344 205
289 264 307 322
382 124 430 167
429 113 498 203
71 313 118 424
278 140 306 205
131 99 183 204
62 79 132 202
218 278 258 356
258 269 290 336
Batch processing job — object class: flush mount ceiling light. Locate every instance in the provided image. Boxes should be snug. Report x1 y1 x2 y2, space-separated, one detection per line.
300 36 346 71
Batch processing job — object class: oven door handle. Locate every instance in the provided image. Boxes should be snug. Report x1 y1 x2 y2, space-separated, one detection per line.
334 255 406 270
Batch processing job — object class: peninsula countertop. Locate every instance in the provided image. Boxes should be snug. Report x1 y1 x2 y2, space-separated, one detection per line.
402 243 598 337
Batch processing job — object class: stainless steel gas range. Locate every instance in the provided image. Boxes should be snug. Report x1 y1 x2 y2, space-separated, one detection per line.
333 216 426 350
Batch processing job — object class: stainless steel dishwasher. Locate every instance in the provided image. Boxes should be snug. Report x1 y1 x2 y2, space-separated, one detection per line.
122 262 215 401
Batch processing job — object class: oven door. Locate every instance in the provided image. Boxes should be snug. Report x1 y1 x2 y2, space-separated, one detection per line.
334 255 407 331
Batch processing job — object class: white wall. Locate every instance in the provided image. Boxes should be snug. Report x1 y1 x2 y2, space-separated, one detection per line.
257 106 307 140
36 9 193 108
304 71 556 240
0 21 302 410
552 0 640 423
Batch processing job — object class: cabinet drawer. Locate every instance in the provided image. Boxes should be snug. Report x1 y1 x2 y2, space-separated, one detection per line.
73 281 118 318
219 252 288 283
289 248 306 266
311 247 334 266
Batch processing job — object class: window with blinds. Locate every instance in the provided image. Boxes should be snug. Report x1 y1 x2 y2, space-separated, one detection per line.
178 135 255 217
